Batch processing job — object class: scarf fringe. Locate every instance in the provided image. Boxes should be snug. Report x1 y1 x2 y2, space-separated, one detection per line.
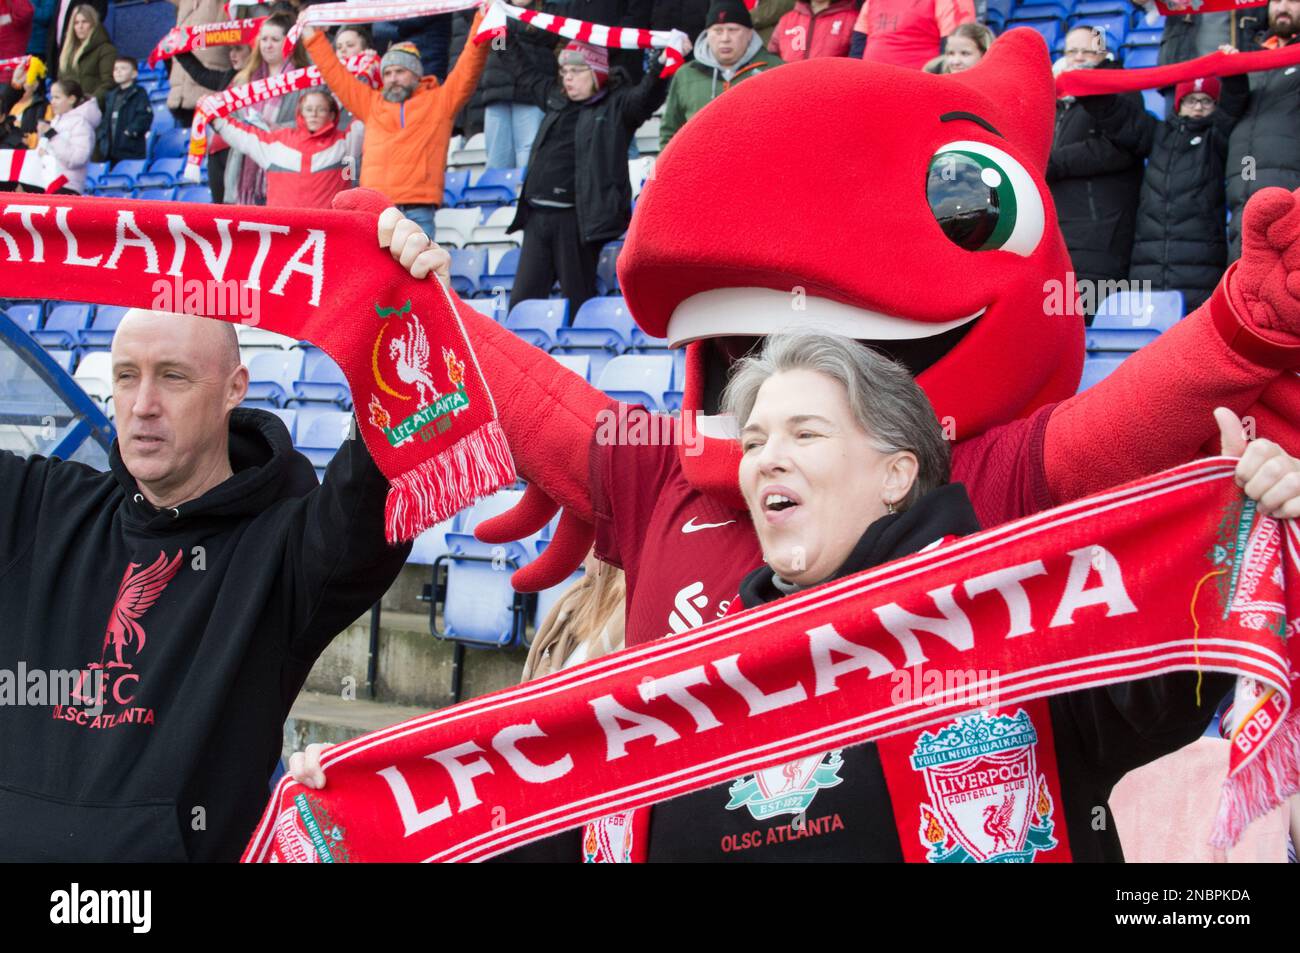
1210 711 1300 848
384 419 516 543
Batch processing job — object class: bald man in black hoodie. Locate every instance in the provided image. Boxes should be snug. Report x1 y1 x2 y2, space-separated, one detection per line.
0 308 411 861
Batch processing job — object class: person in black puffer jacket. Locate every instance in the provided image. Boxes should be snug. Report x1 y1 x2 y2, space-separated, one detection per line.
504 39 669 310
481 0 563 169
1225 0 1300 261
1080 71 1248 313
1048 29 1147 320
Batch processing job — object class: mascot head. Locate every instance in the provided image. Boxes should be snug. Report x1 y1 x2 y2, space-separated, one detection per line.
620 28 1082 443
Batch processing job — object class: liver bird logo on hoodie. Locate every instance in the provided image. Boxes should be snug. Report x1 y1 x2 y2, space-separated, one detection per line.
91 550 184 671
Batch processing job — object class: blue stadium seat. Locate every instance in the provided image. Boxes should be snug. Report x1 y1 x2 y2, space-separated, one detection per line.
465 298 505 322
295 410 353 468
264 407 298 441
596 241 622 296
597 354 674 411
551 354 591 380
34 303 93 350
449 248 488 297
459 167 525 207
46 349 76 374
408 518 461 566
443 169 472 207
85 161 109 187
291 348 351 407
5 303 42 334
1094 289 1184 330
80 305 129 349
986 0 1015 20
506 298 570 349
1007 18 1062 50
152 128 190 160
175 185 212 203
553 297 637 380
481 248 519 298
1126 27 1163 47
1124 45 1158 69
245 350 306 407
1073 0 1128 15
438 490 537 647
150 108 177 134
135 186 177 201
1141 87 1165 117
98 158 148 190
1009 3 1069 21
1068 13 1128 43
135 157 188 187
1078 356 1125 391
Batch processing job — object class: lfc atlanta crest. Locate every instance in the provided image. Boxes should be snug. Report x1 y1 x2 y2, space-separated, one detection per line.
725 751 845 820
367 299 469 447
910 710 1058 863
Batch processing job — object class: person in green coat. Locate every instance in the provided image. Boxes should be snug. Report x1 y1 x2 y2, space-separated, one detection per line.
659 0 782 149
57 4 116 102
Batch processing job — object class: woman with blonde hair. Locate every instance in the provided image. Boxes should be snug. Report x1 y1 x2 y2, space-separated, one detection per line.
522 550 625 680
56 4 115 100
227 12 309 205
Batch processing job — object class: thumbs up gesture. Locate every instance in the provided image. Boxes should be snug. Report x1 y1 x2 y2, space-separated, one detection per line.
1215 407 1300 519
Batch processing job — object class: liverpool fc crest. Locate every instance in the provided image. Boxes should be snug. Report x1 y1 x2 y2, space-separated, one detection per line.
911 710 1058 863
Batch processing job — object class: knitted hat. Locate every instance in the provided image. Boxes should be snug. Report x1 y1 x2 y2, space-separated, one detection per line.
380 42 423 78
558 41 609 87
1175 76 1221 110
705 0 753 29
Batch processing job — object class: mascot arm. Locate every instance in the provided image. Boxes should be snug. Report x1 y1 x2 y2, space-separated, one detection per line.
453 298 617 590
1045 186 1300 503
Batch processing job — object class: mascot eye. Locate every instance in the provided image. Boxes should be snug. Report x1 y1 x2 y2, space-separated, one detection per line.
926 141 1045 257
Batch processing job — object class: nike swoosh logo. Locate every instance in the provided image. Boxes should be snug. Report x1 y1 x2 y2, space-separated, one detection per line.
682 517 737 534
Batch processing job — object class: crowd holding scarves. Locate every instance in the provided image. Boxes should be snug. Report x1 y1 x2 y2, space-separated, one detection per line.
244 456 1299 863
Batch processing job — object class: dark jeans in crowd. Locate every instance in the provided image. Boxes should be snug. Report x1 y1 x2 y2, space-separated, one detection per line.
509 205 602 312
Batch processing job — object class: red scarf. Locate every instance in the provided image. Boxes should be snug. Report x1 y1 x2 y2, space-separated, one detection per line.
147 17 267 68
0 190 515 542
1056 40 1300 98
243 459 1298 862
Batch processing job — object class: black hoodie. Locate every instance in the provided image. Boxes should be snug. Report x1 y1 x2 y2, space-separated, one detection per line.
500 484 1229 862
0 408 411 861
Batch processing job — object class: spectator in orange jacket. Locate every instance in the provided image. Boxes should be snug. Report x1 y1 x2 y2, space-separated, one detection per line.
767 0 857 61
300 9 489 233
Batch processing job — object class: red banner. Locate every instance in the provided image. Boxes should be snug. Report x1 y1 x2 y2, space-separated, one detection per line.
1056 39 1300 97
243 458 1298 863
148 17 268 68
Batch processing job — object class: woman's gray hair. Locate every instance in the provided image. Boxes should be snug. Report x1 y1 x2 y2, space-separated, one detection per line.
720 330 950 511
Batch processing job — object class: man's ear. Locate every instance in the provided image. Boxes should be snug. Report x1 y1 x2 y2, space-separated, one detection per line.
226 364 249 413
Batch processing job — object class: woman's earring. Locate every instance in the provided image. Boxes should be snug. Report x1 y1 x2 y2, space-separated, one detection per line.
885 499 895 515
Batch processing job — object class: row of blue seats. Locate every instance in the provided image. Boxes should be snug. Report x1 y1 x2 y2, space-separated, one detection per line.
443 168 525 208
91 184 214 202
241 348 351 411
87 131 197 184
1002 17 1163 56
3 302 128 351
448 240 623 298
989 0 1161 25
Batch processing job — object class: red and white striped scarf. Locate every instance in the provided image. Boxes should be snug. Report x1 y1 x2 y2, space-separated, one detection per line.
183 52 382 184
284 0 482 59
244 458 1299 863
474 0 692 76
147 17 268 68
